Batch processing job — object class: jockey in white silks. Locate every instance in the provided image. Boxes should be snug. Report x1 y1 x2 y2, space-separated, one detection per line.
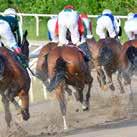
124 13 137 40
58 5 80 46
47 16 59 42
96 9 120 39
0 8 22 54
79 13 93 43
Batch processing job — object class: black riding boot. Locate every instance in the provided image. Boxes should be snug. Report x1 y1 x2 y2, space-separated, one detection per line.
16 54 28 68
78 43 91 62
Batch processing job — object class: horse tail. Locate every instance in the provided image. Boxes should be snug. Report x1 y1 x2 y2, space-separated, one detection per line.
47 57 66 92
126 46 137 67
99 46 113 66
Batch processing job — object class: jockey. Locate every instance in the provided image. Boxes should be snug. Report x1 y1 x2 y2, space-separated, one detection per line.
79 13 93 43
58 5 80 46
96 9 120 39
0 8 28 68
0 8 22 54
47 16 59 42
124 12 137 40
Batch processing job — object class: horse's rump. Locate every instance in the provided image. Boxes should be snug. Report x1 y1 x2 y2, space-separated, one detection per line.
126 46 137 67
98 38 121 66
47 46 88 91
120 40 137 69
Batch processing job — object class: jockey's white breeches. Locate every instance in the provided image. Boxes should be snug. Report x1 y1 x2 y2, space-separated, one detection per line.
81 18 92 43
0 20 17 50
47 17 59 42
96 16 119 39
124 19 137 40
58 10 80 45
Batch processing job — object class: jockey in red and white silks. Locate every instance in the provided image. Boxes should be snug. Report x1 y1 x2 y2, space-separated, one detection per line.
0 8 22 54
79 13 93 43
96 9 120 39
47 16 59 42
58 5 80 46
124 13 137 40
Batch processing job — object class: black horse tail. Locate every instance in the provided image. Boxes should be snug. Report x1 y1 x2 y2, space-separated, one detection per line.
47 57 66 92
99 46 113 66
126 46 137 67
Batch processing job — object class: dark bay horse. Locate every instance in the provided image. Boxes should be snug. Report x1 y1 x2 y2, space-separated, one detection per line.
0 30 30 127
87 37 124 92
36 44 93 129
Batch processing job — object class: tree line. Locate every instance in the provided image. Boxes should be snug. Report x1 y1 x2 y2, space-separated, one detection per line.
0 0 137 15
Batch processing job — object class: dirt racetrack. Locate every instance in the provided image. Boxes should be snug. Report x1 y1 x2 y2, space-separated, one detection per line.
1 72 137 137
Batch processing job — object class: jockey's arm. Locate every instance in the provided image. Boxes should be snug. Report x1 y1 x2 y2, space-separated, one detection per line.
16 26 21 46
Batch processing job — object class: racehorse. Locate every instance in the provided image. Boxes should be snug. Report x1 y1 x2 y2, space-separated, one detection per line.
36 44 93 129
87 37 124 92
0 30 30 127
36 42 58 82
119 39 137 84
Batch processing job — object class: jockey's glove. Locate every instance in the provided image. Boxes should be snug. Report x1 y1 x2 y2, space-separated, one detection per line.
14 47 22 54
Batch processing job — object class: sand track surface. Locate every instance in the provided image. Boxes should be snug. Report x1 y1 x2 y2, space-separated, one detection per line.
1 73 137 137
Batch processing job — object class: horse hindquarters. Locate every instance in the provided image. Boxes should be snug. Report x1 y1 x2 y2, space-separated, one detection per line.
47 57 67 129
47 57 66 91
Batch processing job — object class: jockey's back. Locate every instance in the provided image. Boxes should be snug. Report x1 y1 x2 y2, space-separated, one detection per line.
58 5 80 46
1 15 19 32
96 9 119 39
124 13 137 40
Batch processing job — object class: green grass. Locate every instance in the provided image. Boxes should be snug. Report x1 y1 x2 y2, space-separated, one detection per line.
23 17 49 40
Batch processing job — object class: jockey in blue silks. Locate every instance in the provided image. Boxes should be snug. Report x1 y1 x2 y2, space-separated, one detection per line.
47 16 59 42
96 9 120 39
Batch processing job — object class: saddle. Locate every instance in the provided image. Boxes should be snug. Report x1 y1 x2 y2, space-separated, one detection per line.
66 43 91 62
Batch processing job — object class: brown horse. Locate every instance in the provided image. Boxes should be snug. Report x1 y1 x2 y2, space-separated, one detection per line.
87 37 124 92
36 44 93 129
119 39 137 83
0 31 30 127
36 42 58 81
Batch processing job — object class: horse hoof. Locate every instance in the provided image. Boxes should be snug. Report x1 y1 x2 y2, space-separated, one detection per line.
64 126 68 130
109 84 115 91
82 105 89 111
101 85 108 91
83 107 89 111
75 109 79 112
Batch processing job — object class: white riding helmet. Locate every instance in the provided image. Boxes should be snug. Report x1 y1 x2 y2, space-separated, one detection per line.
102 9 112 15
127 12 134 20
4 8 17 17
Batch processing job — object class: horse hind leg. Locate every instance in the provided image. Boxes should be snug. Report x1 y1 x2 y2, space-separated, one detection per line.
55 81 68 130
104 68 115 91
1 95 12 127
117 71 125 93
97 68 107 90
82 85 90 111
82 76 93 111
